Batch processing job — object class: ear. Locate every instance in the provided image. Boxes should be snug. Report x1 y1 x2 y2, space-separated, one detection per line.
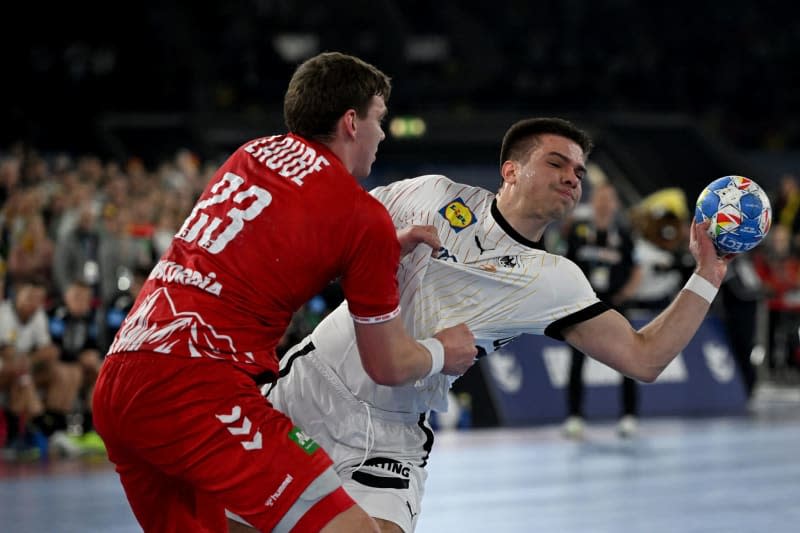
500 160 518 186
341 109 358 139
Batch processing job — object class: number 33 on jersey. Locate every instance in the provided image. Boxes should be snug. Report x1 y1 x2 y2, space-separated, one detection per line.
176 171 272 254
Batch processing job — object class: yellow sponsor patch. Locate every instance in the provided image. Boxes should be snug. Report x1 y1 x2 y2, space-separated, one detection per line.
439 198 477 233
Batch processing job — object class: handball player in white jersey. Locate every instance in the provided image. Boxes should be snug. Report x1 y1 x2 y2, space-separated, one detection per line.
268 117 732 532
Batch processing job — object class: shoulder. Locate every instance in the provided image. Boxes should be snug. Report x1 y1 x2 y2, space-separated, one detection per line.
372 174 476 198
371 174 490 211
346 190 397 240
538 253 594 292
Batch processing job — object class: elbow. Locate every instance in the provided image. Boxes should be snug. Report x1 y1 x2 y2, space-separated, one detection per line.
362 362 409 387
630 365 663 384
368 370 404 387
636 371 659 384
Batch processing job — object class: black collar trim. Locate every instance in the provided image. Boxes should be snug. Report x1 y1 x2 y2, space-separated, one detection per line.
491 199 544 250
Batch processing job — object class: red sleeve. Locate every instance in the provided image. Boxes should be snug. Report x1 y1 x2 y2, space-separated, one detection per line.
339 194 401 323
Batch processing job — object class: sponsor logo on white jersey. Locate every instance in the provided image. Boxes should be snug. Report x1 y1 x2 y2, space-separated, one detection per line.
438 197 477 233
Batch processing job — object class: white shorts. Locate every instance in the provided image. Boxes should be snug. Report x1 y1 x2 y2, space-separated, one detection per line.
267 340 433 533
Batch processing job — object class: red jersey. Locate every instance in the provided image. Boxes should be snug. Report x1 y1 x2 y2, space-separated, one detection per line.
108 134 401 378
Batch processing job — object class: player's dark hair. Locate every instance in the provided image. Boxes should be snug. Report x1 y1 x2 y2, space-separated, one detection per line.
284 52 392 142
499 117 593 168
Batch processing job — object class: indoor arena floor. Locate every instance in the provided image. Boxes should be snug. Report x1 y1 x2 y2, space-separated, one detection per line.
1 384 798 533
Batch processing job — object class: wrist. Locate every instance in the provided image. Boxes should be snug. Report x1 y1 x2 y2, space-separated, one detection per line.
419 338 444 379
684 272 719 304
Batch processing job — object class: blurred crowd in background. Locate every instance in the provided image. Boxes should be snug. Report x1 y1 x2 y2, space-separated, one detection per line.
2 0 800 460
2 140 800 459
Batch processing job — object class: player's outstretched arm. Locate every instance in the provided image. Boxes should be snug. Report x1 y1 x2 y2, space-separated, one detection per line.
562 220 732 382
354 317 477 386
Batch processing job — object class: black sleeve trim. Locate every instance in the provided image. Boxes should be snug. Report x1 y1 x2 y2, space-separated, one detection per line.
544 301 611 341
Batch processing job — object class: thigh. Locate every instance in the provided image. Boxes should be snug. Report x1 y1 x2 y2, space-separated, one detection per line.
97 354 351 532
342 459 426 533
112 446 226 533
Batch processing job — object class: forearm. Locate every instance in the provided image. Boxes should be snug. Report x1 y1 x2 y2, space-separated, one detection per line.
362 338 439 386
634 280 715 378
354 319 441 386
569 222 730 383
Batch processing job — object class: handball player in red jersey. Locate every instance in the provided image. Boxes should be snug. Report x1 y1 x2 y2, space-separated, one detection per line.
93 52 478 533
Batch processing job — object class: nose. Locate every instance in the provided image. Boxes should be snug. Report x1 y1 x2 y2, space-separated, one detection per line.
562 171 579 188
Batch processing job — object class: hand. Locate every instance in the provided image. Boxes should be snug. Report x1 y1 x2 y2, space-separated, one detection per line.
434 323 478 376
397 225 441 257
689 220 732 286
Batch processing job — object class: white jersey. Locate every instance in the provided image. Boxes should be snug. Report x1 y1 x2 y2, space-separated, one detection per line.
297 175 604 414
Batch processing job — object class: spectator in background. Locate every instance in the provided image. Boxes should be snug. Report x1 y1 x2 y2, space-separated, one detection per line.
718 255 764 397
48 279 105 452
753 224 800 375
50 180 95 242
628 188 693 312
7 213 55 295
563 181 642 439
75 155 105 190
52 203 101 299
772 174 800 250
0 281 58 459
97 204 156 306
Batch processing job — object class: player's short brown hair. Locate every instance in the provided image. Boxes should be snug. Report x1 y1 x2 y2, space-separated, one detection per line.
499 117 593 168
284 52 392 142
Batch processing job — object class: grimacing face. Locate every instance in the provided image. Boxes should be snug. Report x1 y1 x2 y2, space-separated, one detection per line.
506 134 587 222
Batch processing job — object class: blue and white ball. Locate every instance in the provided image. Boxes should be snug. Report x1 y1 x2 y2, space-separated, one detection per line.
694 176 772 254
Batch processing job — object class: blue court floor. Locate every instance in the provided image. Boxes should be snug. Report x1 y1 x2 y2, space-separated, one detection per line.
1 384 798 533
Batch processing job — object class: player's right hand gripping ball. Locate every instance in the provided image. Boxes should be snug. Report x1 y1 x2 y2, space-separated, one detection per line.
695 175 772 254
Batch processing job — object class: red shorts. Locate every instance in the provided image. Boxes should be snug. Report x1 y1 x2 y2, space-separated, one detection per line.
93 353 355 532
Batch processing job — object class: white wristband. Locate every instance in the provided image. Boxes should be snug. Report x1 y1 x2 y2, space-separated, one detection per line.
684 273 718 304
419 338 445 379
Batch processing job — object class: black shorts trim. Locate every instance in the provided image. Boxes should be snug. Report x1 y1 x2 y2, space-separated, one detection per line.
262 340 316 394
351 470 410 490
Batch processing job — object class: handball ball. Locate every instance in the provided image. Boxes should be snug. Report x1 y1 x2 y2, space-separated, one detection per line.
694 175 772 254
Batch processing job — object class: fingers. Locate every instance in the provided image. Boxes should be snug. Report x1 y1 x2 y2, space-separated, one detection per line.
396 225 442 257
416 225 441 252
435 322 478 376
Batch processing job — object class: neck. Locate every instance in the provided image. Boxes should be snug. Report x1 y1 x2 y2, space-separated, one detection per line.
494 199 548 242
